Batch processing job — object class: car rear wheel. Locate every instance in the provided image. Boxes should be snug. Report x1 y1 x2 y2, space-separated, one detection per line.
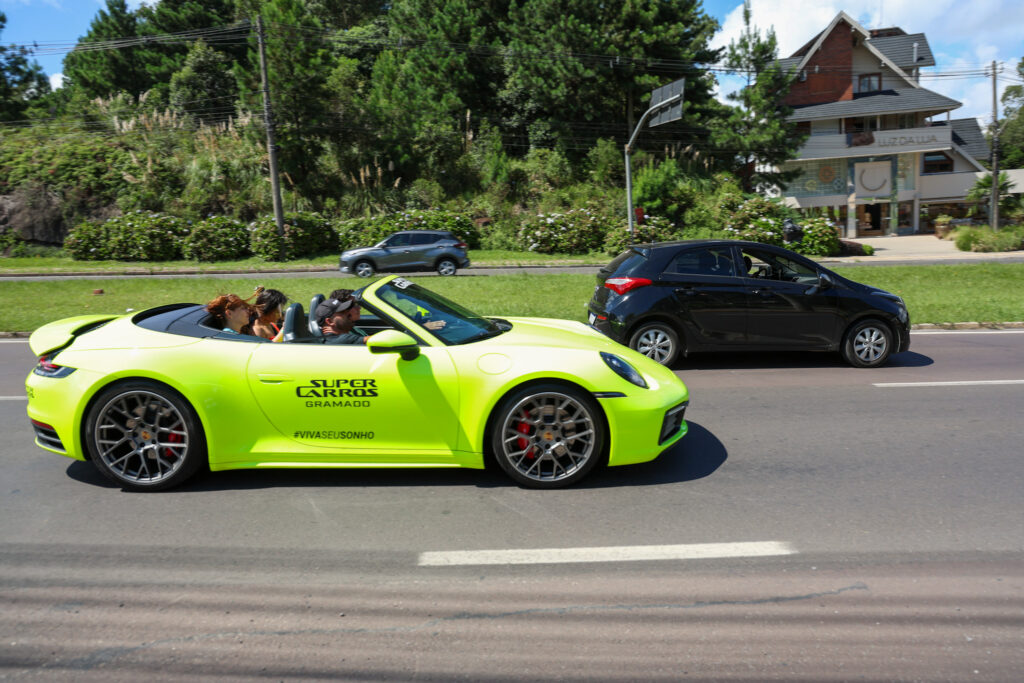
84 381 206 491
490 384 605 488
354 260 375 278
842 319 893 368
629 322 679 366
436 258 458 276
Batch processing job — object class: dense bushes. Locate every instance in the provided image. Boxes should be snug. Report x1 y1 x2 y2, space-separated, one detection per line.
954 225 1024 252
794 216 841 256
64 211 188 261
516 209 616 254
181 216 250 261
248 212 338 261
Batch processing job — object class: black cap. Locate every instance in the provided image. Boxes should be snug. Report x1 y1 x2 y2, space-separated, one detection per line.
315 296 355 322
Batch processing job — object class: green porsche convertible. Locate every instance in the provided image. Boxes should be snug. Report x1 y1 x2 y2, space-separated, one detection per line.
25 276 689 490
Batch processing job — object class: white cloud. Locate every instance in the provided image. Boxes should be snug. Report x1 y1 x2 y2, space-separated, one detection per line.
711 1 1023 119
49 72 64 90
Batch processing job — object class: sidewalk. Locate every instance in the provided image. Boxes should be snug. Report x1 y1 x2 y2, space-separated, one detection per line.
825 234 1024 264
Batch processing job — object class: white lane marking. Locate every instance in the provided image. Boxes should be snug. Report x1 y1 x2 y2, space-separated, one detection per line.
911 329 1024 335
874 380 1024 388
418 541 795 567
0 340 30 343
0 396 28 400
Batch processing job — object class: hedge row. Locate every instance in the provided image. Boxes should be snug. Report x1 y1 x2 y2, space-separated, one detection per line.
64 201 844 262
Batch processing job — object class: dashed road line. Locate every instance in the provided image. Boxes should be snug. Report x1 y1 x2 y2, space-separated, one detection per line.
874 380 1024 388
418 541 795 567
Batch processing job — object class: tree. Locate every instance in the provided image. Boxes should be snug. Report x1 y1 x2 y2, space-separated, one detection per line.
1 11 51 121
999 57 1024 170
711 1 805 192
62 0 148 99
500 0 722 154
169 39 237 124
966 171 1019 221
236 0 335 196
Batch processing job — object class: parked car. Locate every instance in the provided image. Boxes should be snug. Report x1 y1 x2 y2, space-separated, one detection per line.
587 240 910 368
339 230 470 277
26 275 689 491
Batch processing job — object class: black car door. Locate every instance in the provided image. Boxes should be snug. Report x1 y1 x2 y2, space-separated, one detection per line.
658 246 748 348
739 245 843 348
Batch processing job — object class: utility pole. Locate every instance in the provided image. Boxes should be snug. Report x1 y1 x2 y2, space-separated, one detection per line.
256 15 285 245
989 60 1001 230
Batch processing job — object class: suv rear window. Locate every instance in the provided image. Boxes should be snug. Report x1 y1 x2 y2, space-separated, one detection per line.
410 233 441 245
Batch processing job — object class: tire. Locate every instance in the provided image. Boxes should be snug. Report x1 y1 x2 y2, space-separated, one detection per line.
842 318 893 368
354 260 375 278
629 322 680 366
84 381 206 491
436 258 458 276
490 383 606 488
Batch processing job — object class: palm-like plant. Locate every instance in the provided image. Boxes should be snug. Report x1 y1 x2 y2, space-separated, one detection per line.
966 171 1019 222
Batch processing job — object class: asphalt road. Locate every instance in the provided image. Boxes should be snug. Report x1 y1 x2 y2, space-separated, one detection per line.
1 332 1023 680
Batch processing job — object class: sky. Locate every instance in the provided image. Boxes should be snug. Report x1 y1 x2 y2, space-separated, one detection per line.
0 0 1021 124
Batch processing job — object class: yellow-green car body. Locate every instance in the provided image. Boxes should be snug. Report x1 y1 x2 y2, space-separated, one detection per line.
26 276 688 490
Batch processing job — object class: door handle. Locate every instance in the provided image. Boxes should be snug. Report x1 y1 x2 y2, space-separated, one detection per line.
751 288 774 297
257 373 293 384
675 287 696 296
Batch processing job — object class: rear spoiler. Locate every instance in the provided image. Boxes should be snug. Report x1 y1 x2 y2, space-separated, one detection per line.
28 315 119 356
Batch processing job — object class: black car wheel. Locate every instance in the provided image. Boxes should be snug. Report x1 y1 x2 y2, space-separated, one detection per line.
842 319 893 368
629 322 680 366
84 381 206 491
490 383 605 488
354 260 375 278
436 258 458 276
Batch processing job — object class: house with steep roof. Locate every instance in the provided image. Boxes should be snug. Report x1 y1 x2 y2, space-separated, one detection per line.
776 11 1012 236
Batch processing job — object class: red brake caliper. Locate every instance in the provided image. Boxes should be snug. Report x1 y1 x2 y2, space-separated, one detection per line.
164 432 182 460
516 409 535 459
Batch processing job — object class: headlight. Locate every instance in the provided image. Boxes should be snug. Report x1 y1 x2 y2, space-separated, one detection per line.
600 352 648 389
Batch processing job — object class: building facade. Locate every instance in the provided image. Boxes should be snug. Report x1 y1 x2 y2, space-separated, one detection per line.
776 12 1011 237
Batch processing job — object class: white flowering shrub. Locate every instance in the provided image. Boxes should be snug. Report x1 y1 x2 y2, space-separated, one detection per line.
602 215 678 255
66 211 189 261
723 197 790 246
515 208 614 254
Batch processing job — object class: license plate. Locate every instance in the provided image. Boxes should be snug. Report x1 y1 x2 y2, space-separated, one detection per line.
588 312 596 326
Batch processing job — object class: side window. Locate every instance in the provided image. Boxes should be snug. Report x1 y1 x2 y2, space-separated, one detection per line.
410 234 440 245
665 248 736 277
741 248 818 284
385 234 412 247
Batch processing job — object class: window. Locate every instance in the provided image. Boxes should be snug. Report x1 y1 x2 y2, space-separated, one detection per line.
897 113 916 129
383 233 412 247
665 248 736 277
410 233 440 245
858 73 881 93
845 116 878 133
922 152 953 174
742 248 819 285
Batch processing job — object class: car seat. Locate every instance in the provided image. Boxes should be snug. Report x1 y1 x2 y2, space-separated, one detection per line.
282 302 306 342
743 255 753 275
308 294 324 337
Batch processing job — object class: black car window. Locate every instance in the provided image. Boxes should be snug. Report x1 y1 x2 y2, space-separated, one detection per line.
665 247 736 277
410 233 439 245
742 247 818 284
384 234 412 247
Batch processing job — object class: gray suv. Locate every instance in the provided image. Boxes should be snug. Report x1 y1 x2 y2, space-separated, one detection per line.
339 230 471 277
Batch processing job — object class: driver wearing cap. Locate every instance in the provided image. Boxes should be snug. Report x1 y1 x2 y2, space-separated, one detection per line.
315 293 368 345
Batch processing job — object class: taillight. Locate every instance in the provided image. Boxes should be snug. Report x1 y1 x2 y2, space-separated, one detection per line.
604 277 652 295
454 242 468 248
33 354 76 378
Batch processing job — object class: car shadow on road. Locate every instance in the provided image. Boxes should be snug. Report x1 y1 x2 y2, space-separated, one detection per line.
65 422 727 492
671 350 931 371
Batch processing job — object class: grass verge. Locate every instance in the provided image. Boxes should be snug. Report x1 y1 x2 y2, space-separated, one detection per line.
1 263 1021 334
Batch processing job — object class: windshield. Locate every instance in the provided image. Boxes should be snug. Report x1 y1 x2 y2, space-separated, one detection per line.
376 278 505 345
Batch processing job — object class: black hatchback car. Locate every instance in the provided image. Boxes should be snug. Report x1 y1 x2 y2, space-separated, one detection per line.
587 240 910 368
339 229 470 277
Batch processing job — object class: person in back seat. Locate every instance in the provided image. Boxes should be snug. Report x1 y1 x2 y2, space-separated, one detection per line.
251 287 288 342
205 294 257 336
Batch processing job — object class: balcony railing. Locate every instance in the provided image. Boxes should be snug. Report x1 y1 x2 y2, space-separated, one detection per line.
794 126 952 161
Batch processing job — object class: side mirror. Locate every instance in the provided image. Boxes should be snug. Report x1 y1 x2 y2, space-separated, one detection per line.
806 272 834 296
367 330 420 361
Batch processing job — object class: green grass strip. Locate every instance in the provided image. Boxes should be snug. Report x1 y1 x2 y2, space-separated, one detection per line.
1 263 1021 334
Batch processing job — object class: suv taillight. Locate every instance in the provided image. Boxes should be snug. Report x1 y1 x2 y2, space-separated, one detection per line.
604 277 652 295
454 242 468 248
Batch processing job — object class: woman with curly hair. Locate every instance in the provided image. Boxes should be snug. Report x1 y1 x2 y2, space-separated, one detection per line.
205 294 256 336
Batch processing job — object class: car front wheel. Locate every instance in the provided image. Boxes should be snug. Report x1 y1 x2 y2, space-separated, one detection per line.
629 322 679 366
84 381 206 491
354 260 375 278
436 258 458 276
842 319 893 368
490 383 605 488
